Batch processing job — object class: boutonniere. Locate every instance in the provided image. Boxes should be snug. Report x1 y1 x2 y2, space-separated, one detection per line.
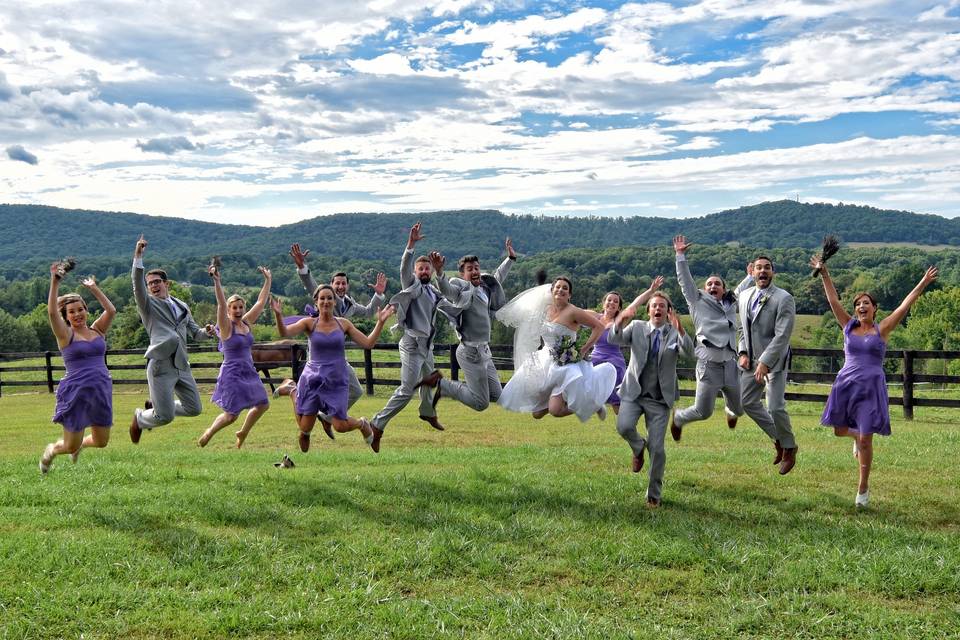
756 292 770 310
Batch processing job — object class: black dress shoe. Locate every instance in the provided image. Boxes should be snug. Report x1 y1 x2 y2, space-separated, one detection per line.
432 384 442 408
420 415 445 431
144 400 153 410
726 412 738 429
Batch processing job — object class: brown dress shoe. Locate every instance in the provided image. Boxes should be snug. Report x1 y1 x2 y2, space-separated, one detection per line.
726 413 737 429
646 496 661 508
144 400 153 410
415 370 442 389
369 425 383 453
669 409 682 442
778 447 797 475
632 448 645 473
773 439 783 465
298 430 310 453
129 411 142 444
420 415 445 431
320 417 336 440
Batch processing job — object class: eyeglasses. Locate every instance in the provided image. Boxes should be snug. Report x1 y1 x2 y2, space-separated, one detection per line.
147 279 163 286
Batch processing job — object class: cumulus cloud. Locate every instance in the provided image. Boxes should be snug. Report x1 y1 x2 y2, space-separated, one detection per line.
136 136 200 154
6 145 38 164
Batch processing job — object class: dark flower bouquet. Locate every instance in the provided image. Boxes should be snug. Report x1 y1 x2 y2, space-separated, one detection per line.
549 329 590 366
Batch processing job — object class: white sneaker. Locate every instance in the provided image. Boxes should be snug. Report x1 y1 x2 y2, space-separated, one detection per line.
855 490 869 508
39 443 55 474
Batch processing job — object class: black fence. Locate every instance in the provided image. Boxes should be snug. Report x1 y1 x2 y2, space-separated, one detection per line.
1 343 958 420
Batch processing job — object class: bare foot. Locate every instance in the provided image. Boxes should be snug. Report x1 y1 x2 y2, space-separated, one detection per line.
235 429 249 449
198 431 212 448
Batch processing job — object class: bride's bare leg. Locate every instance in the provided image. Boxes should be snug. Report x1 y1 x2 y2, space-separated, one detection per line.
548 394 574 418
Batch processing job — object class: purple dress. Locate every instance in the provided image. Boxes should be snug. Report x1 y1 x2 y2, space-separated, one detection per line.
52 333 113 432
211 322 269 414
295 318 350 420
821 319 890 435
591 327 626 406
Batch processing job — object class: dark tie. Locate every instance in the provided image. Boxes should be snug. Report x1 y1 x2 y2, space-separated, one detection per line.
651 328 660 358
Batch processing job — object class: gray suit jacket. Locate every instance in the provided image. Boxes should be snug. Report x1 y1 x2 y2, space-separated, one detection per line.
737 283 795 372
390 249 456 340
436 257 513 343
132 262 208 370
676 255 747 354
298 268 385 318
608 320 693 405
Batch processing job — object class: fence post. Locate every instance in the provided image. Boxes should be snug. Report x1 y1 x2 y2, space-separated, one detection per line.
449 344 459 381
45 351 55 393
902 350 914 420
291 344 304 382
363 348 374 395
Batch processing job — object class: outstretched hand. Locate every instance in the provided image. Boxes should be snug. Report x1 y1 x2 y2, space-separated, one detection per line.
408 222 425 248
134 234 147 258
746 261 754 278
377 304 397 323
289 244 310 269
258 265 271 280
369 272 387 295
668 307 682 333
647 275 665 293
81 275 97 288
809 254 825 276
50 262 63 279
208 264 220 281
429 251 445 274
270 297 283 314
673 235 691 254
204 323 216 337
922 266 939 286
505 237 516 259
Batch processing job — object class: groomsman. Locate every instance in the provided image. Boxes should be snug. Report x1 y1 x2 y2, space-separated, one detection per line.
608 292 693 507
368 223 455 451
419 239 516 411
129 234 213 443
737 255 798 474
670 235 752 438
287 243 386 435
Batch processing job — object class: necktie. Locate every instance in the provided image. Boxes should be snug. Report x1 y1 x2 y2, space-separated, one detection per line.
651 328 661 358
475 286 488 305
751 291 762 319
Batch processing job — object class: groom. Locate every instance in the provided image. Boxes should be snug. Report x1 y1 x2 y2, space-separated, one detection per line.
130 234 213 443
419 238 516 412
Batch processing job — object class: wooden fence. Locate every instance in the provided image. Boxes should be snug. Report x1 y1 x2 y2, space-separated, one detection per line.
1 343 959 420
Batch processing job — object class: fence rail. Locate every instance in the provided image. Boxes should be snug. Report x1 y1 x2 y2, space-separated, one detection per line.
1 344 958 419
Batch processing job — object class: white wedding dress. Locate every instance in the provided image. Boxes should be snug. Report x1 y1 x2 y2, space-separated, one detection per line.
496 285 617 422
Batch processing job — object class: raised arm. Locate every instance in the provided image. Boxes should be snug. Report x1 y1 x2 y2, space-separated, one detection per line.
271 297 311 338
210 265 230 340
341 304 396 349
401 223 424 288
290 243 318 294
493 237 516 284
83 275 116 336
47 263 71 348
810 255 849 328
431 252 472 309
673 235 699 309
243 266 272 324
621 276 664 319
879 266 938 340
352 272 387 316
131 234 149 314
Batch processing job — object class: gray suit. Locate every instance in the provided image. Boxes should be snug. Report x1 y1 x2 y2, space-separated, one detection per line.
673 255 749 428
609 319 693 502
436 257 513 411
737 283 797 449
297 268 385 420
371 250 455 430
133 260 210 429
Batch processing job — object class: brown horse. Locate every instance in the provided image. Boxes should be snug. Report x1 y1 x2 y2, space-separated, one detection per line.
252 340 306 392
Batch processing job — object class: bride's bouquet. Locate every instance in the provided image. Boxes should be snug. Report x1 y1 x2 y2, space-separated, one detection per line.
549 330 590 366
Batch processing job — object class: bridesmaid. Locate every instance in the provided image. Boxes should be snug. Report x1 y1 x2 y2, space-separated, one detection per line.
198 264 272 448
589 291 629 415
812 255 938 507
272 286 394 453
40 262 117 473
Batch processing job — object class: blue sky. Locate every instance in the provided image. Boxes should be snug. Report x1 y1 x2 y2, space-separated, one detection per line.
1 0 959 225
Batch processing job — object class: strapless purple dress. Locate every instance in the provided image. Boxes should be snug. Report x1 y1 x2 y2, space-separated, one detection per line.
295 319 350 419
821 319 890 435
53 333 113 431
591 327 626 406
211 322 269 414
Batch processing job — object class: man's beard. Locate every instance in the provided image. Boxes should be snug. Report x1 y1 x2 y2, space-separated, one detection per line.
418 275 431 284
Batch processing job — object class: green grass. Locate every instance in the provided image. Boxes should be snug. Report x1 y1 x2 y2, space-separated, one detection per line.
1 388 959 639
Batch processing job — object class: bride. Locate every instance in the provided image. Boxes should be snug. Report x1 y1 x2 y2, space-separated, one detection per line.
496 276 617 422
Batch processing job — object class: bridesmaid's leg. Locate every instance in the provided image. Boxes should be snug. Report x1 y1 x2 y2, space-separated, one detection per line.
199 412 238 447
236 403 269 448
857 433 873 495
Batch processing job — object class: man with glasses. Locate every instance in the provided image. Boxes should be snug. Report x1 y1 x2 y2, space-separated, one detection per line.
129 234 214 443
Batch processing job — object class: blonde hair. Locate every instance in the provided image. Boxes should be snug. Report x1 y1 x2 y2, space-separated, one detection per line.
226 294 245 306
57 294 86 320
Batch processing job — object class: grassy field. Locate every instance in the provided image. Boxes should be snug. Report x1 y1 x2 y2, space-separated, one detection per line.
1 386 959 639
